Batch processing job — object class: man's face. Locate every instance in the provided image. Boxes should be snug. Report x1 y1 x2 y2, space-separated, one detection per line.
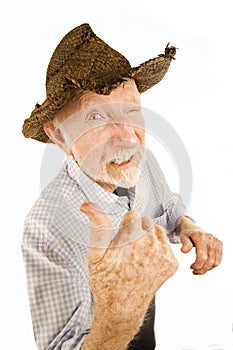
55 80 145 191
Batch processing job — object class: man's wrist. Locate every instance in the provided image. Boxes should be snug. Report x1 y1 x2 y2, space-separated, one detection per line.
183 215 196 224
81 305 143 350
94 304 143 333
175 215 199 234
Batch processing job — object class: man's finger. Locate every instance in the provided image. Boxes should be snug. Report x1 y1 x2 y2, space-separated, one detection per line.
190 240 208 270
141 219 169 245
193 257 215 275
153 225 169 244
193 238 223 274
215 239 223 266
141 216 154 233
111 210 144 247
119 209 140 228
192 243 215 274
80 202 113 263
180 232 194 253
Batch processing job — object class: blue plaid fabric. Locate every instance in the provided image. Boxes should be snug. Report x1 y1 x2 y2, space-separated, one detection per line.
22 148 186 350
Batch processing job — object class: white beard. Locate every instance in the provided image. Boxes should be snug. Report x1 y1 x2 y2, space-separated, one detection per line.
93 164 142 189
77 144 145 189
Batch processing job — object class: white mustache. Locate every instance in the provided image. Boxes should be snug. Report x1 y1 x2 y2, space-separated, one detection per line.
102 145 144 165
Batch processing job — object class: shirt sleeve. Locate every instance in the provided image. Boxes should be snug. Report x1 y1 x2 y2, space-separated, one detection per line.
145 148 190 244
163 182 186 243
22 214 93 350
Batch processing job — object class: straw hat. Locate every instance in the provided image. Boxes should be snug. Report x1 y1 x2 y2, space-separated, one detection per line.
22 23 176 143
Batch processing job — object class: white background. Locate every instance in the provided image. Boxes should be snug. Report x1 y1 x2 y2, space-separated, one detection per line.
1 1 233 349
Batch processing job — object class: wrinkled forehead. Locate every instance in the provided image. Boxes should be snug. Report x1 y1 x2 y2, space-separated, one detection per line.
64 79 141 118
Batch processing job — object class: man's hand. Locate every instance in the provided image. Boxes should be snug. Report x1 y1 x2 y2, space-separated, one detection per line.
80 202 178 349
177 217 223 275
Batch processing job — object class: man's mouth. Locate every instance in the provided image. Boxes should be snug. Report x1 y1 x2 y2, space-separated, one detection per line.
110 155 134 168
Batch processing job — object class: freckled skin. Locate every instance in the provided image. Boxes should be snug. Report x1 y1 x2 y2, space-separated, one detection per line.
81 205 178 349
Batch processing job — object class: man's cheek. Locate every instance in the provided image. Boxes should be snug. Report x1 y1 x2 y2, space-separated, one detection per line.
136 129 145 146
80 147 105 174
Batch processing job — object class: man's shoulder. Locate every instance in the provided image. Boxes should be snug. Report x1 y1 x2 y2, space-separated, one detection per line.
22 162 84 246
22 162 89 247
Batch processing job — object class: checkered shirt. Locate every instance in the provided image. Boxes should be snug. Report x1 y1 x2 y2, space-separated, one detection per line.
22 148 186 350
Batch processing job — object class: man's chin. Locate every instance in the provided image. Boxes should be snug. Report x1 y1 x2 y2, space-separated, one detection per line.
95 167 141 189
109 177 139 189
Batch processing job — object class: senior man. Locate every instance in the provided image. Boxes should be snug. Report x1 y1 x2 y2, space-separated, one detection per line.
22 24 222 350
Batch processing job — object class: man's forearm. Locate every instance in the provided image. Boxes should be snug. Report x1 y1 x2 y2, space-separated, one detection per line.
81 306 144 350
175 215 200 234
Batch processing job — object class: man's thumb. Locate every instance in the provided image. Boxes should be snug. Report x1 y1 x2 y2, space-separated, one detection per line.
80 202 113 262
180 232 194 253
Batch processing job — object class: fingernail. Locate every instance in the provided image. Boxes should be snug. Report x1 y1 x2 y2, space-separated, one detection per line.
80 203 92 214
80 202 99 214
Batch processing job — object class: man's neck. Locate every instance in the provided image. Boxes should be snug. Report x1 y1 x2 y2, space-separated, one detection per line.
96 180 117 193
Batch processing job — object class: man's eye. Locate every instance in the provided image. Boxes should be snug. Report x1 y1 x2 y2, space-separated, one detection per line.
126 106 141 114
89 113 102 120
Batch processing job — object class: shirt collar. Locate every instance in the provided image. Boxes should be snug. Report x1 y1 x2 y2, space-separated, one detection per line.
65 155 131 213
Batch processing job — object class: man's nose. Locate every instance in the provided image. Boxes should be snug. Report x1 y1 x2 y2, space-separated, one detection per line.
110 121 138 146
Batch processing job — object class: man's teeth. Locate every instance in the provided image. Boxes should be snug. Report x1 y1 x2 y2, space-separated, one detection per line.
111 157 130 165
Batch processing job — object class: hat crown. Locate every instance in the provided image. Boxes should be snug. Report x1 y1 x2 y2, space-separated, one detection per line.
45 23 132 98
46 23 94 85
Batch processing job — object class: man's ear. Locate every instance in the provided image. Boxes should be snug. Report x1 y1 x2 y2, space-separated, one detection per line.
43 120 70 153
